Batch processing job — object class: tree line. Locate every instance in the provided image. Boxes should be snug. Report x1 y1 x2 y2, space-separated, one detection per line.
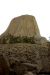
0 34 35 44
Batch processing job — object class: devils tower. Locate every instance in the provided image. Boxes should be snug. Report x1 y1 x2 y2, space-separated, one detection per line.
1 15 40 38
0 15 49 75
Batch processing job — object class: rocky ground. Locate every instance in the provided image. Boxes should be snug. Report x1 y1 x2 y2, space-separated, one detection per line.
0 43 49 75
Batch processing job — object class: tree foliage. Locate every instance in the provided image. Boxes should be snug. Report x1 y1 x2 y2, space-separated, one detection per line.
1 34 35 44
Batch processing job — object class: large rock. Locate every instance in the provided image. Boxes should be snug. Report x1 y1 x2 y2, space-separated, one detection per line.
1 15 40 38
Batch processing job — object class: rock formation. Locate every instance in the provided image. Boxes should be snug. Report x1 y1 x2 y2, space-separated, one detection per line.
0 15 49 75
0 15 47 44
1 15 40 38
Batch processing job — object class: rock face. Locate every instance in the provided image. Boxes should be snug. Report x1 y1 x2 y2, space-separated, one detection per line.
1 15 40 38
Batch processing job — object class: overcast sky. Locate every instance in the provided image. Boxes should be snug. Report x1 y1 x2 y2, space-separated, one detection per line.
0 0 50 40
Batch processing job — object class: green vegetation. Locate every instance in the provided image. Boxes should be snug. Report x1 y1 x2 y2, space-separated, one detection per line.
1 34 35 44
